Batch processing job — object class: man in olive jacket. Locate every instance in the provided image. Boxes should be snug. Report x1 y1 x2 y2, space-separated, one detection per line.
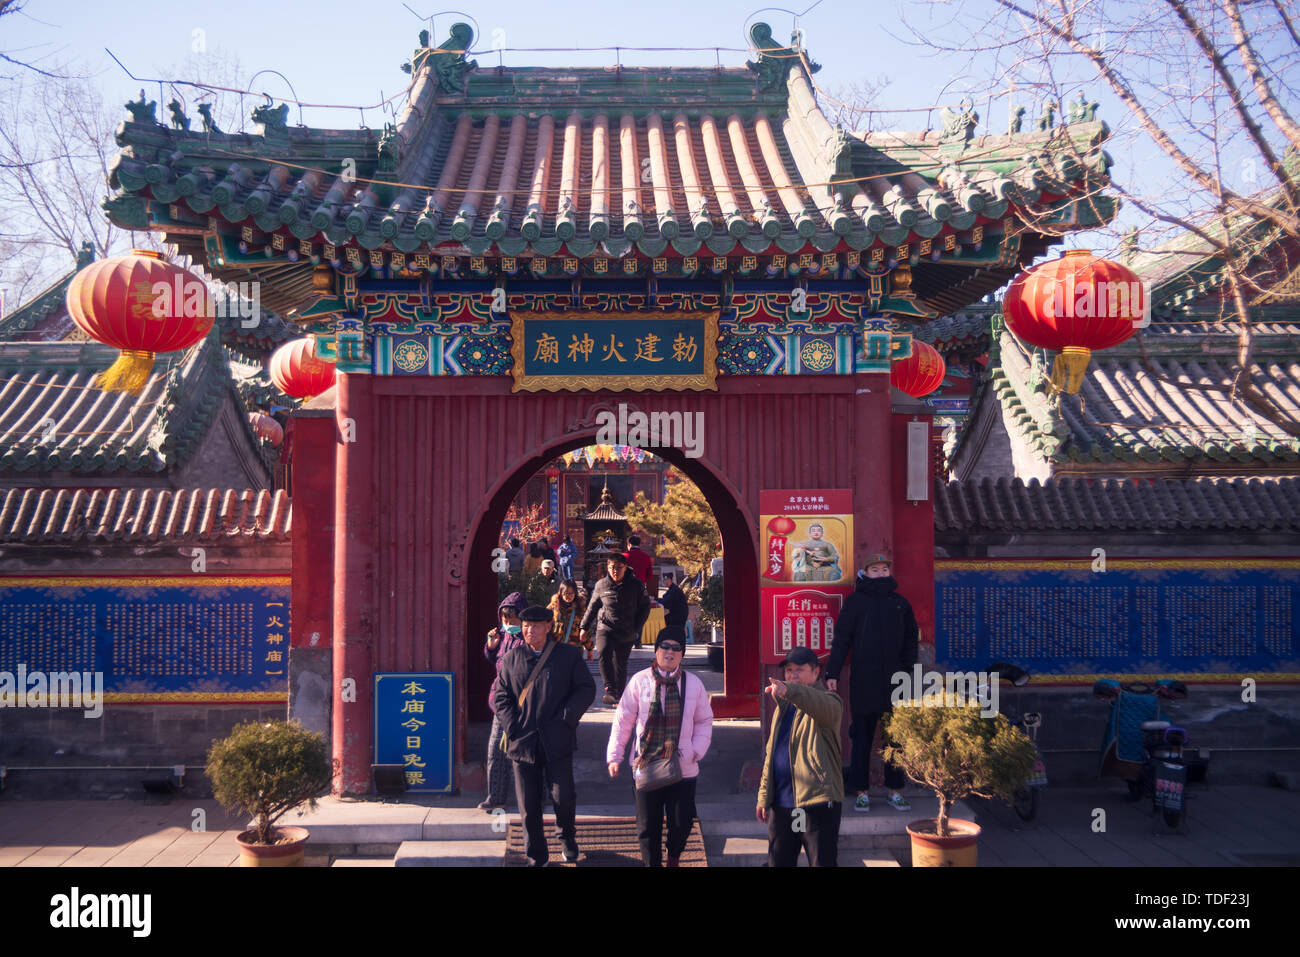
493 605 596 866
756 647 844 867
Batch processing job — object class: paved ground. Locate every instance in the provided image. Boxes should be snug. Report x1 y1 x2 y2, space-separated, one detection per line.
2 647 1297 866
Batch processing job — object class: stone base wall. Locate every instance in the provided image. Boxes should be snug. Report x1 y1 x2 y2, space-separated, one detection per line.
0 703 286 799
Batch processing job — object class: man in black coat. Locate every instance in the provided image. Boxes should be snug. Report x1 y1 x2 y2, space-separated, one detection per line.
658 572 689 643
826 553 919 814
493 605 596 865
579 552 651 704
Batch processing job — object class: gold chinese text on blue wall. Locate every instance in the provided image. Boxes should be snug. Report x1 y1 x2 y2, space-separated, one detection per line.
510 312 719 392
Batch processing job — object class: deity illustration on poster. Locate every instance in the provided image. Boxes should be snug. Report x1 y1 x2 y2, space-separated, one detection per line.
790 522 842 582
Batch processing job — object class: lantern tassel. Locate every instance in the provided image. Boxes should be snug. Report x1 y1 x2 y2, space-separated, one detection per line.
1050 346 1092 395
96 350 156 394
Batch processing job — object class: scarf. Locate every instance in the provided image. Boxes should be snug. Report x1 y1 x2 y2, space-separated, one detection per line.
638 667 684 762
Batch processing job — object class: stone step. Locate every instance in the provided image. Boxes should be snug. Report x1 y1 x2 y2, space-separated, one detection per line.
394 839 506 867
714 837 900 867
331 857 395 867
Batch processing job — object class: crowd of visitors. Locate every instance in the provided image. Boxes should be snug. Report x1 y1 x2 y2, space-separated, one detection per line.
482 536 918 867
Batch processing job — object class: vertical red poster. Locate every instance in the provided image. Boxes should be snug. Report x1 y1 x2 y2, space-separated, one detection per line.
759 490 854 665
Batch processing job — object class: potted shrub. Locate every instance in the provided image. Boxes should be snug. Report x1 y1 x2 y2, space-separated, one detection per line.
697 574 725 670
884 697 1036 867
206 719 333 867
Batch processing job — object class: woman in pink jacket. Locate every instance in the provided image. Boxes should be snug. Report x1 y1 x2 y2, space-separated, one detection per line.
606 632 714 867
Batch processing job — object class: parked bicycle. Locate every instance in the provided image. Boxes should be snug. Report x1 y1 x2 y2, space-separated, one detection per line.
988 661 1048 822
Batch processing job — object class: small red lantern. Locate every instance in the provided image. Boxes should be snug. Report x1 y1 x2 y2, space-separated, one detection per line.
1002 249 1144 393
890 339 947 398
248 412 284 447
269 337 336 399
65 249 214 393
768 516 796 536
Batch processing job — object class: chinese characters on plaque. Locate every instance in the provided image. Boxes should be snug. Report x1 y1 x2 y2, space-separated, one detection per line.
373 673 453 792
510 313 718 392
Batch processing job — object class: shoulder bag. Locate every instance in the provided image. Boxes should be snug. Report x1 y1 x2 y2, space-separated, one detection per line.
499 640 557 753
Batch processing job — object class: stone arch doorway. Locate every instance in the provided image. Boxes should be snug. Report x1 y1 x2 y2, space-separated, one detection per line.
463 412 759 725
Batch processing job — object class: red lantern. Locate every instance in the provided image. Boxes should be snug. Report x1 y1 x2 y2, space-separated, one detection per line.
269 337 336 399
890 339 947 398
768 516 796 536
65 249 214 394
248 412 284 447
1002 249 1144 393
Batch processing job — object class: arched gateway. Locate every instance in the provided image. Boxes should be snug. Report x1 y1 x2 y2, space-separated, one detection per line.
106 22 1114 793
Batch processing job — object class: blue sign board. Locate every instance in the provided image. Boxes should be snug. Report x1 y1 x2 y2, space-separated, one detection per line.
510 312 718 391
0 576 290 699
373 672 454 793
935 561 1300 679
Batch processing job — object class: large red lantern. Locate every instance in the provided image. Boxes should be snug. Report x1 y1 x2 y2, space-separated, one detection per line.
269 337 336 399
890 339 947 398
65 249 214 393
248 412 284 447
1002 249 1144 394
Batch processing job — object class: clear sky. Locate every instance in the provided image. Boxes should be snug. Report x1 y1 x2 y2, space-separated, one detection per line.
5 0 1295 263
7 0 986 128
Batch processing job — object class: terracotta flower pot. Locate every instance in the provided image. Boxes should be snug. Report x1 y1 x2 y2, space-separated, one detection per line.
906 818 981 867
236 825 310 867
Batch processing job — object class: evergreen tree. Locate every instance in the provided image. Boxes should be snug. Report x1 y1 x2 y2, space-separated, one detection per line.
621 468 720 582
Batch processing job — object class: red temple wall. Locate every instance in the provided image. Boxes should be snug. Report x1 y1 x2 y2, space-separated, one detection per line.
323 371 900 792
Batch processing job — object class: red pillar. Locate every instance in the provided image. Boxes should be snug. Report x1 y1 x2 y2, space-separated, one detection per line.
855 373 894 555
332 372 375 795
289 412 336 652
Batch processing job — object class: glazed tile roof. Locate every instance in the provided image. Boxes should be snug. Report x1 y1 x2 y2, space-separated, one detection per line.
0 487 290 544
0 333 267 475
951 316 1300 470
105 23 1115 319
1127 150 1299 310
934 475 1300 533
0 243 96 343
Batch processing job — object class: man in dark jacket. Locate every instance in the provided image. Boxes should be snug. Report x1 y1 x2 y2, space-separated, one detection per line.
826 553 918 814
493 605 596 866
580 552 651 704
658 572 689 643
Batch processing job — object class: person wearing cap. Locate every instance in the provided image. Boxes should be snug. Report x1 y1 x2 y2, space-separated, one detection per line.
493 604 596 866
606 631 714 866
580 552 651 704
756 647 844 867
538 558 560 590
827 553 919 814
479 591 526 811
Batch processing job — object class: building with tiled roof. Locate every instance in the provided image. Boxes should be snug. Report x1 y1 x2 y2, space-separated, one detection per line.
103 23 1115 330
949 311 1300 481
0 332 275 490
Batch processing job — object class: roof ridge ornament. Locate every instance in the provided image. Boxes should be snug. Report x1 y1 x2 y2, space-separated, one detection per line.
431 22 478 94
125 89 157 125
745 22 819 93
1066 91 1099 125
940 96 978 147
